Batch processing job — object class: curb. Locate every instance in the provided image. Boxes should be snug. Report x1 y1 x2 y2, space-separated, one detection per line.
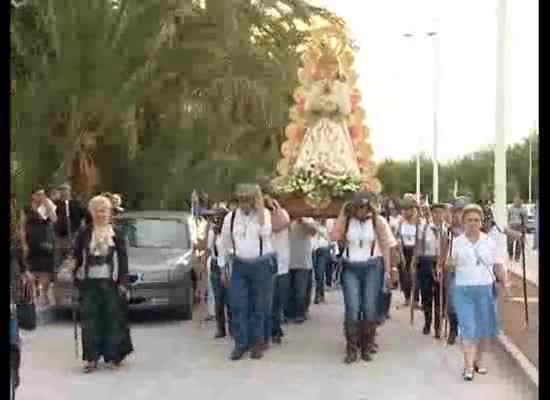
497 333 538 387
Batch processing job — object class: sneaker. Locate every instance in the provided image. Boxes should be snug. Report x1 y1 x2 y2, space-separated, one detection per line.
463 369 475 381
474 363 488 375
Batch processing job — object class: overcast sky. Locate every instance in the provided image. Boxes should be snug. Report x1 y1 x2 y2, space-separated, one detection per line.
309 0 538 161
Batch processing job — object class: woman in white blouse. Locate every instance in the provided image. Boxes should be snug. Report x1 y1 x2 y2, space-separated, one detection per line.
448 204 499 381
330 192 393 364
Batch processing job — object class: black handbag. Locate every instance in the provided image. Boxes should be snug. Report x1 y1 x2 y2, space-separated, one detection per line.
16 279 36 331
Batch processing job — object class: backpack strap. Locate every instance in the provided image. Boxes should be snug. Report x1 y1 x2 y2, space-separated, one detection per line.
230 209 263 257
345 216 378 258
344 216 351 258
230 210 237 255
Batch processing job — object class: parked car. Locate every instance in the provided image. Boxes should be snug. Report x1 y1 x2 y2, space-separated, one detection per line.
53 211 195 319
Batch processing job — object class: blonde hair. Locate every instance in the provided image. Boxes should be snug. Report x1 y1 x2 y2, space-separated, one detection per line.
88 195 113 213
462 204 484 221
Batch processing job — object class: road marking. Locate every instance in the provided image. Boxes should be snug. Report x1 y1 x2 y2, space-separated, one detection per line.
497 333 538 387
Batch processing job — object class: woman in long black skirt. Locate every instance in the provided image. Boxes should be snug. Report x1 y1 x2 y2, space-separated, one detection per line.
73 195 133 373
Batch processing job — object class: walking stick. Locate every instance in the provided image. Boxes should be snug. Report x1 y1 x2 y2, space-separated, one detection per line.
409 217 421 325
437 232 445 341
443 230 453 341
520 215 529 328
72 288 79 359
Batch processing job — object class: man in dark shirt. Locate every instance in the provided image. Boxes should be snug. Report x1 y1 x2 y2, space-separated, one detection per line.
55 184 85 264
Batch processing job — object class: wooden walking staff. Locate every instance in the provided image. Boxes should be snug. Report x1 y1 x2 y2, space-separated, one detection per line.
520 214 529 328
64 198 79 360
409 209 421 325
436 225 446 341
191 190 210 327
444 230 454 340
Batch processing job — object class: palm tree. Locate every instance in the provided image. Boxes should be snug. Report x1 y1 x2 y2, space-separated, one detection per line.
11 0 342 207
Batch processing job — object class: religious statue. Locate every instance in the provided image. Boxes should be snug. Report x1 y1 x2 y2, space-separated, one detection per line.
272 25 381 213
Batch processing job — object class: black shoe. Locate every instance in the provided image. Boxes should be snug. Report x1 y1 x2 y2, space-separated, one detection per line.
229 348 246 361
447 331 457 346
214 330 226 339
250 346 264 360
272 335 282 345
423 325 430 335
295 316 306 324
314 295 321 305
434 330 441 339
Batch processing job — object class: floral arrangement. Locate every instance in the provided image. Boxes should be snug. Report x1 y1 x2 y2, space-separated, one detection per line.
273 165 361 208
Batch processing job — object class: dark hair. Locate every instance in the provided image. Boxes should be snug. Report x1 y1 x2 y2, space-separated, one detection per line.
31 186 45 195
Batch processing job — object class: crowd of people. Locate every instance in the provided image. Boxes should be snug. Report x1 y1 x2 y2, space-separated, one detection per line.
10 183 532 382
201 185 527 381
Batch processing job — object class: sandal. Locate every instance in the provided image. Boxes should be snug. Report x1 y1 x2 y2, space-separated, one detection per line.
463 368 475 381
474 363 488 375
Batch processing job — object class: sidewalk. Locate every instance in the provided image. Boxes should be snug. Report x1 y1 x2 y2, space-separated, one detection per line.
495 242 539 386
497 272 539 371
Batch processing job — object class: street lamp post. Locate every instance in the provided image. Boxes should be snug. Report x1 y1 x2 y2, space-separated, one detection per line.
528 122 536 204
403 33 422 203
428 31 440 203
403 31 440 204
494 0 510 227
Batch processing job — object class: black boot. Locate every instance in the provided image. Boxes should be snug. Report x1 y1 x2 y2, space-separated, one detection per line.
368 322 379 355
448 312 458 345
344 320 360 364
434 309 441 339
314 288 322 305
423 310 432 335
250 341 264 360
230 347 247 361
384 292 392 319
214 304 226 339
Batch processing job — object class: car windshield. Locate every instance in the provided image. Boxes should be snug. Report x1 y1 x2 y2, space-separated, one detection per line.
117 218 190 249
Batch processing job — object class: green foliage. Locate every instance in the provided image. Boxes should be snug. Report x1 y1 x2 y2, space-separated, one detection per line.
11 0 342 209
377 134 539 202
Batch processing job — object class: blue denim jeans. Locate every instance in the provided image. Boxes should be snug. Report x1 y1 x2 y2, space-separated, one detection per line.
285 269 311 319
314 247 331 295
341 257 384 322
230 255 274 351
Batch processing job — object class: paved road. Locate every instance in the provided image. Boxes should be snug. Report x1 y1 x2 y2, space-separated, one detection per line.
18 291 537 400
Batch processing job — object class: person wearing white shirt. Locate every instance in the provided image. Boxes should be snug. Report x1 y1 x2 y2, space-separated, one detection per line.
207 208 230 339
219 184 275 361
448 204 500 381
395 199 420 306
312 218 332 304
416 204 447 338
330 193 393 364
286 217 317 324
264 198 291 344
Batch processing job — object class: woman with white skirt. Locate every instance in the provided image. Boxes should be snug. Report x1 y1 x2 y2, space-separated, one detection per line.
448 204 500 381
